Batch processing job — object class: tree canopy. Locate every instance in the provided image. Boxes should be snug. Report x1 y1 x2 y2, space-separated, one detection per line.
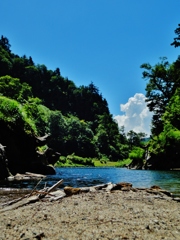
139 23 180 169
0 35 131 165
1 23 179 171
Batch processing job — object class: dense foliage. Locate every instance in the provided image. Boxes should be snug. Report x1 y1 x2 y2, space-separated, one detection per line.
0 36 133 165
1 21 179 170
140 23 180 169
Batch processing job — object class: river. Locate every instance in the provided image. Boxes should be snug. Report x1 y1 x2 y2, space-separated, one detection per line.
1 167 180 195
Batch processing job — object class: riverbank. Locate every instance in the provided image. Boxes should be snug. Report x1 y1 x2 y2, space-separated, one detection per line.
0 185 179 239
55 157 132 168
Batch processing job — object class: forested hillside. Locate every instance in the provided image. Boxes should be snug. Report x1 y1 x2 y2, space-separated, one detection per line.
0 35 135 177
1 23 180 177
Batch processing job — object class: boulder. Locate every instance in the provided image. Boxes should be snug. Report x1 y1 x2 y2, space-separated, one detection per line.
0 120 57 179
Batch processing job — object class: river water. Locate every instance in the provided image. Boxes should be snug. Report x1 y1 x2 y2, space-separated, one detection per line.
1 167 180 195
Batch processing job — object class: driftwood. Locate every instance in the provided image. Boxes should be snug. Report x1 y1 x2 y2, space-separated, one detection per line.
7 172 46 181
46 179 63 193
0 195 40 212
0 179 64 212
1 181 176 213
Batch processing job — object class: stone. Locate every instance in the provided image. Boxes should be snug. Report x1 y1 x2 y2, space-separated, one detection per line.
64 186 81 196
111 182 133 191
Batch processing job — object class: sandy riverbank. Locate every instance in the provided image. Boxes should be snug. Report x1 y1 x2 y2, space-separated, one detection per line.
0 187 180 240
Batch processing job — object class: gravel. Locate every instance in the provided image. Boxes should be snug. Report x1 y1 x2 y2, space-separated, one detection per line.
0 189 180 240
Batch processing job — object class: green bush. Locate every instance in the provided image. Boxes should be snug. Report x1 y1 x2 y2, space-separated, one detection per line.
116 158 132 167
55 154 94 166
0 96 37 135
22 98 51 135
129 147 145 161
99 154 109 164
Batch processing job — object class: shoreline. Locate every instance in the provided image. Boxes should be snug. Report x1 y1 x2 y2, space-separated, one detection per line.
0 183 180 239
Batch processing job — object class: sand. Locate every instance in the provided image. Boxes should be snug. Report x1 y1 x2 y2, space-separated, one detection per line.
0 188 180 240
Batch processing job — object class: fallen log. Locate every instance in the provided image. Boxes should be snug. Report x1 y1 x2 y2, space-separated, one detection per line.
0 195 39 213
7 172 46 181
25 172 46 178
47 179 63 193
45 190 66 201
0 179 64 212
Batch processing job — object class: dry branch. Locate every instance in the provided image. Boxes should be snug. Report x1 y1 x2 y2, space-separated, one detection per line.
0 179 64 212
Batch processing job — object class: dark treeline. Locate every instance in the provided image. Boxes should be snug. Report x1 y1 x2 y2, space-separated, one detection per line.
0 23 180 172
0 35 143 168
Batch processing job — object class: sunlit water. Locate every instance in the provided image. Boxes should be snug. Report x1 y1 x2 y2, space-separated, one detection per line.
1 167 180 195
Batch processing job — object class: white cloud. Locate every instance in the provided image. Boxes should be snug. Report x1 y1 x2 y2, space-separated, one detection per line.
114 93 153 136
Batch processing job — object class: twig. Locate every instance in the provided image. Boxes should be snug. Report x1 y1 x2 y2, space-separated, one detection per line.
28 178 43 197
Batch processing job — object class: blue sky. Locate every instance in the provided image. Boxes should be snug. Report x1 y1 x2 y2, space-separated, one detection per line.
0 0 180 135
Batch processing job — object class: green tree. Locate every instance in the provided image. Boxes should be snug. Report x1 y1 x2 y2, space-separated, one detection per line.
64 116 95 157
171 23 180 48
127 130 142 149
0 36 11 52
48 110 67 154
163 88 180 129
0 96 37 135
140 57 177 135
118 125 128 144
0 75 32 102
0 35 129 162
94 113 123 160
0 46 12 76
147 88 180 169
22 98 51 136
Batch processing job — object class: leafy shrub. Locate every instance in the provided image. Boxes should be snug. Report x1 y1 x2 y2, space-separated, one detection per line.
116 158 132 167
67 154 94 166
0 75 32 102
22 98 51 135
0 96 37 135
129 147 145 161
99 154 109 164
55 154 94 166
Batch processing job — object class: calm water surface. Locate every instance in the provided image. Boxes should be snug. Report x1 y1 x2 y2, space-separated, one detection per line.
1 167 180 195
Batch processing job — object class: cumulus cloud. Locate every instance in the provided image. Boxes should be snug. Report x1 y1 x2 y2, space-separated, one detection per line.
114 93 153 136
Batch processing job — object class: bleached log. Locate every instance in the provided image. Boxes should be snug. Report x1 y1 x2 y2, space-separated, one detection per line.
45 190 66 201
8 172 46 181
93 182 112 190
103 183 116 191
47 179 63 193
79 182 113 193
0 195 39 213
1 195 27 207
25 172 46 178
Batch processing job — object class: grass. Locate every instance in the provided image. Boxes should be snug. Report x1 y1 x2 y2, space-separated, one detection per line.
55 162 86 167
115 158 132 167
55 156 132 168
93 159 132 167
93 160 117 167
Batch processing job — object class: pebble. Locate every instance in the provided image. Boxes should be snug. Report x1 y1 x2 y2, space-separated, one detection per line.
0 189 179 239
